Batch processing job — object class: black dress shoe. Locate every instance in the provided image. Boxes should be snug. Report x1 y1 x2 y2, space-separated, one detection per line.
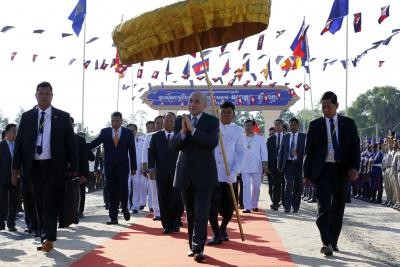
152 216 161 221
206 237 222 246
163 228 173 234
284 209 290 213
333 245 339 252
149 208 154 213
270 205 278 211
139 205 145 210
243 209 251 213
187 251 194 257
293 210 299 213
252 208 259 212
106 220 118 225
221 229 229 241
8 226 17 232
0 224 5 231
194 251 205 262
123 209 131 221
132 209 138 214
173 224 180 232
320 244 333 256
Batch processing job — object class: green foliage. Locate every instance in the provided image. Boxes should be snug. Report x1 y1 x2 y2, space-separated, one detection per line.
234 111 265 134
0 111 9 131
348 86 400 137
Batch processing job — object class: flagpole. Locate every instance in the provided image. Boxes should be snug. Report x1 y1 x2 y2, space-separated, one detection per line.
81 17 87 131
131 68 135 118
117 78 120 111
345 15 349 115
304 18 314 117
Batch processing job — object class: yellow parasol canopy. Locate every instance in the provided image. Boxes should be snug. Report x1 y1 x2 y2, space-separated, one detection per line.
112 0 271 65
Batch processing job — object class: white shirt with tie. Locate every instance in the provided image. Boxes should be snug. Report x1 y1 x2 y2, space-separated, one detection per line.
34 106 52 160
7 140 14 158
275 132 284 158
287 132 298 160
214 122 245 183
325 114 339 163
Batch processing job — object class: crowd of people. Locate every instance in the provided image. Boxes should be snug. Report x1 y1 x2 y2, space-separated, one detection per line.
1 83 399 262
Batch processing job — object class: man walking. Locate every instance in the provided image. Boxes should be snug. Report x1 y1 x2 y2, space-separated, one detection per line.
303 91 360 256
278 117 306 213
89 112 136 225
171 91 219 262
12 81 78 252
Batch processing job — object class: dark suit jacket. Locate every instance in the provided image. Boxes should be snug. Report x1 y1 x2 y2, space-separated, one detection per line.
0 140 12 185
171 113 219 190
267 135 278 171
303 115 360 182
12 107 78 183
148 130 178 181
277 132 306 172
75 134 92 178
89 127 136 178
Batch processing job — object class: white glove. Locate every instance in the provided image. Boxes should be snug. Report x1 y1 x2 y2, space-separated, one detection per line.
227 171 237 184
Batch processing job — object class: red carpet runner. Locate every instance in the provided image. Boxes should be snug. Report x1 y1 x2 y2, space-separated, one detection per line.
72 210 294 267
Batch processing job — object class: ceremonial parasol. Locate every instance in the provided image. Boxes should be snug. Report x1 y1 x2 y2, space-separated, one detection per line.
113 0 271 241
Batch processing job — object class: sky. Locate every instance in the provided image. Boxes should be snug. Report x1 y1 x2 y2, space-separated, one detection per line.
0 0 399 133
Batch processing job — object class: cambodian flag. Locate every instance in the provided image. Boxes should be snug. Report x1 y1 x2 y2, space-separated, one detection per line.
192 58 209 76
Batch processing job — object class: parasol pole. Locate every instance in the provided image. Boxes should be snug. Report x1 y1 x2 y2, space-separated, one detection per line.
195 34 245 241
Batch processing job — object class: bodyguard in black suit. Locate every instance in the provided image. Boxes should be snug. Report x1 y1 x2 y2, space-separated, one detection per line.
148 112 183 234
171 91 219 262
303 91 360 256
0 124 18 232
277 118 306 213
89 112 136 224
267 119 285 210
12 81 78 252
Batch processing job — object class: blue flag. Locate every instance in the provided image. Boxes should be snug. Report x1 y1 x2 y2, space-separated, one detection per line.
321 0 348 35
68 0 86 36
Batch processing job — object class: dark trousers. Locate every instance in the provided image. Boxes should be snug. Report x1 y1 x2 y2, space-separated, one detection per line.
0 184 18 228
315 163 347 247
283 161 302 211
237 174 243 207
31 160 63 242
21 179 36 231
272 167 284 206
181 183 213 253
157 176 184 231
267 173 273 202
87 171 95 192
106 167 128 220
79 183 86 214
209 182 237 238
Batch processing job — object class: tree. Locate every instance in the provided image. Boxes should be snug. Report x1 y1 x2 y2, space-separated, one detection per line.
234 111 265 134
15 107 25 125
0 111 9 131
348 86 400 137
279 109 295 123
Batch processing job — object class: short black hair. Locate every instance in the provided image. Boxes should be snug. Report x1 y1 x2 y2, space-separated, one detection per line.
5 123 17 132
36 81 53 92
244 119 253 124
146 121 155 127
220 101 235 111
164 112 176 119
127 123 138 131
269 127 275 131
70 117 75 124
111 111 122 119
321 91 338 104
289 117 299 124
154 115 164 122
274 119 283 125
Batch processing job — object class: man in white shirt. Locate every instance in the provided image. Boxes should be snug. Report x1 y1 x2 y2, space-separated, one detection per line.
207 102 245 245
241 119 268 213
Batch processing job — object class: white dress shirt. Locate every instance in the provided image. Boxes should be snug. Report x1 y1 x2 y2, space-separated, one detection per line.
215 122 245 183
325 114 339 162
34 106 52 160
142 132 155 164
112 127 122 140
241 134 268 174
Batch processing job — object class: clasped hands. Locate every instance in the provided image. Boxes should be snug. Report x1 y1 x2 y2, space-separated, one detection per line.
181 114 195 135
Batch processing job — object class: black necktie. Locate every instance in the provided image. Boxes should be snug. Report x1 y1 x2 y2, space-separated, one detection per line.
290 134 295 158
276 133 281 157
167 133 171 142
37 111 45 155
330 118 340 161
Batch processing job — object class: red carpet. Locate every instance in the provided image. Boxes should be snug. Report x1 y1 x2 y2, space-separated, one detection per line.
72 210 294 267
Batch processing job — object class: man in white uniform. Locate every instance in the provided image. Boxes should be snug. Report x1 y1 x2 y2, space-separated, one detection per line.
127 124 146 213
241 119 268 213
207 102 245 245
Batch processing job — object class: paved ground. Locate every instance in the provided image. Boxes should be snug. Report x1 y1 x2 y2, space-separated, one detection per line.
0 181 399 267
